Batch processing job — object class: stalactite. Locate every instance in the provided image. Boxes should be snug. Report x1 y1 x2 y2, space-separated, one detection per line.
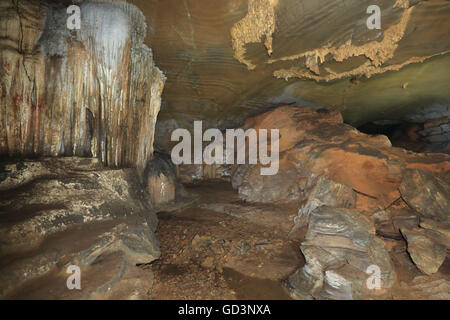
0 0 166 175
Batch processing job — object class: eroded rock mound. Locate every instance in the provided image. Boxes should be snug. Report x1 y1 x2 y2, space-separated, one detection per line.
0 158 160 299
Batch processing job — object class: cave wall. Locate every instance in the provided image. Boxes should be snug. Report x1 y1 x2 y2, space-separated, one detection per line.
0 0 165 174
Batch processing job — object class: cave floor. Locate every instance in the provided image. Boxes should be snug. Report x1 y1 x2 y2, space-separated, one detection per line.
150 181 303 300
4 180 448 300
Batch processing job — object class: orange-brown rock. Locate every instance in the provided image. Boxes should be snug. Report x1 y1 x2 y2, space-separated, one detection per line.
241 106 343 153
232 105 450 209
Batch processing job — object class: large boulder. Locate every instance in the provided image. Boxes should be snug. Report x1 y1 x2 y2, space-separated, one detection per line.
231 105 450 208
287 206 395 300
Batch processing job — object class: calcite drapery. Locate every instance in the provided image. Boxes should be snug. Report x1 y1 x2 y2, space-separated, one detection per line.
0 0 165 174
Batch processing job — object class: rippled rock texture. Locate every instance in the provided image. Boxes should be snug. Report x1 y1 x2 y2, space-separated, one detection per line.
127 0 450 149
0 0 165 174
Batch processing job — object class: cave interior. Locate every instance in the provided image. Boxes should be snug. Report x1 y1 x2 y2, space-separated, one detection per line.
0 0 449 300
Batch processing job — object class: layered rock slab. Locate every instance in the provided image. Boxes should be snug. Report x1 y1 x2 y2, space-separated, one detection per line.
0 157 160 299
230 105 450 207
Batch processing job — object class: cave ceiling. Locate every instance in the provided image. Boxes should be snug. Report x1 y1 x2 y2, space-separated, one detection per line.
128 0 448 146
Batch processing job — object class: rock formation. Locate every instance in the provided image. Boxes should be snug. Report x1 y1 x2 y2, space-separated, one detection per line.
0 0 449 301
176 104 449 299
0 0 165 174
225 105 450 299
288 206 395 299
0 157 160 299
